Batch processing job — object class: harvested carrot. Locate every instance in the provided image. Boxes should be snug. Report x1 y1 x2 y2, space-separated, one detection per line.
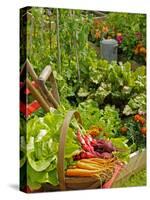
79 159 107 168
66 168 100 177
80 159 104 164
90 157 116 163
66 157 117 182
68 165 77 169
76 161 101 170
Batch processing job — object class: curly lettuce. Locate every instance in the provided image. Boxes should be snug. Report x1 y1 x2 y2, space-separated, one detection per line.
26 110 80 190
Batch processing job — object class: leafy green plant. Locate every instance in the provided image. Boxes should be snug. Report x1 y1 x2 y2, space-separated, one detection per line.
123 93 146 115
23 8 146 114
78 100 121 137
111 137 130 163
83 61 146 114
26 108 80 190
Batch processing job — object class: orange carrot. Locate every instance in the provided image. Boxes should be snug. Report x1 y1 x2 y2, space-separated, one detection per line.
66 168 100 177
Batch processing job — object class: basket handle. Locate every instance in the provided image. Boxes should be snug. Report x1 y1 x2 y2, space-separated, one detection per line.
57 110 82 190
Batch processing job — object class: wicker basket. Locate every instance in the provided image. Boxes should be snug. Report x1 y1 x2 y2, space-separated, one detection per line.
43 110 104 191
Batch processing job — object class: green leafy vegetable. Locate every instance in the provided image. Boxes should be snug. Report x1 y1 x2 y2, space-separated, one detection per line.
26 109 80 190
111 137 131 163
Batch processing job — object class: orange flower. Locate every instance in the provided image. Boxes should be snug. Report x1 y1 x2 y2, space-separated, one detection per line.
139 47 146 54
87 126 103 137
117 32 122 36
134 48 139 55
139 117 145 125
140 127 146 136
135 43 143 53
134 114 141 122
136 43 143 49
94 18 101 28
102 26 109 33
95 30 101 39
120 127 128 134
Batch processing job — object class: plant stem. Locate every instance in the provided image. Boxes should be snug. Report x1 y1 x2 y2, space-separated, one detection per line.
56 8 61 73
29 11 34 59
49 15 52 52
72 11 80 81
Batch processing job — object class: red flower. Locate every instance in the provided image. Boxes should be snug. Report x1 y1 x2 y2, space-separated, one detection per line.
116 33 123 44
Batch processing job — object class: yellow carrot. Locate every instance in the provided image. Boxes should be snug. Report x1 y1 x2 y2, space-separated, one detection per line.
76 161 100 170
80 159 106 165
90 157 116 164
79 160 107 169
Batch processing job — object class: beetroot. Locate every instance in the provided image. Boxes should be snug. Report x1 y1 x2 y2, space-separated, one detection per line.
103 141 115 153
100 152 112 159
73 151 96 160
94 139 115 153
84 152 96 158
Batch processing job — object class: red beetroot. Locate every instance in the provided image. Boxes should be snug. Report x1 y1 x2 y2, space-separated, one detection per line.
73 151 96 160
85 152 96 158
100 152 112 159
95 152 112 159
103 141 116 153
94 139 115 153
73 155 79 161
81 151 95 159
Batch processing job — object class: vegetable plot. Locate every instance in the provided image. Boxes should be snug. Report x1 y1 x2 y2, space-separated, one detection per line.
20 7 146 192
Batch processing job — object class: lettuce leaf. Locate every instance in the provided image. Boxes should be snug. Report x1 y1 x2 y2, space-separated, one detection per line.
26 110 80 189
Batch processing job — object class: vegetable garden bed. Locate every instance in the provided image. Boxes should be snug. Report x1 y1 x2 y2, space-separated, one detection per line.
20 7 147 193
